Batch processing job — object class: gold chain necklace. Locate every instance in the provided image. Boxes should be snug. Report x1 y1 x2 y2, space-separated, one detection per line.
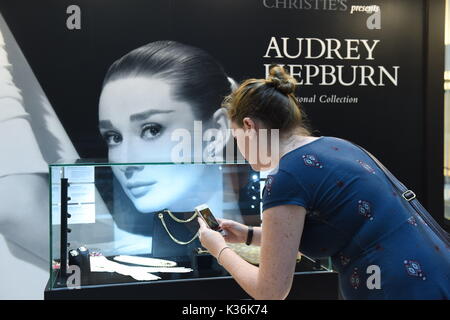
157 209 199 245
163 209 198 223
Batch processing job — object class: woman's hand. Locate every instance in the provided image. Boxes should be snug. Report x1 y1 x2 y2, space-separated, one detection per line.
197 217 227 258
217 218 248 244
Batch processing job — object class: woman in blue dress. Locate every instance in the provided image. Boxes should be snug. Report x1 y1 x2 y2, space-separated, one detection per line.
197 65 450 300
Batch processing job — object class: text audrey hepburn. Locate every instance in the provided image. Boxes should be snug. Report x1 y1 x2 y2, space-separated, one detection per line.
263 37 399 87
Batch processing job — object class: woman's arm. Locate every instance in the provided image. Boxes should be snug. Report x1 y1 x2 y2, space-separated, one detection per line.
218 218 262 246
199 204 306 300
249 226 261 246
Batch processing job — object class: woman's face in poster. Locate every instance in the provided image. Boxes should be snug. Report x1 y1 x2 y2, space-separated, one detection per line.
98 76 208 213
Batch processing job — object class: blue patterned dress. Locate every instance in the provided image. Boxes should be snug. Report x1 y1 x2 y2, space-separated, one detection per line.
262 136 450 299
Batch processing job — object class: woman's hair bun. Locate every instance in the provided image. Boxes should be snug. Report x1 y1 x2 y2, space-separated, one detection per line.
266 64 297 95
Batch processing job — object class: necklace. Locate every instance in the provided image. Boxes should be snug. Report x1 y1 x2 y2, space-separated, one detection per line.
280 135 313 158
157 209 199 245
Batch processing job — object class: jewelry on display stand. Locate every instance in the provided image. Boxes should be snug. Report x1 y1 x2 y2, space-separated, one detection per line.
157 209 199 245
112 255 178 267
68 246 91 284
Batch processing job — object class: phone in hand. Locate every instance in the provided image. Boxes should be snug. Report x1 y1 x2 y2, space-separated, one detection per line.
195 204 227 236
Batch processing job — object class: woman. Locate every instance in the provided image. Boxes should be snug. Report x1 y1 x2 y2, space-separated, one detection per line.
98 40 247 255
197 65 450 299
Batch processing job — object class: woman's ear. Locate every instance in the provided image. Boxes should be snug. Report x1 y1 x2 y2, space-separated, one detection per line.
213 107 231 146
242 117 258 133
203 107 231 161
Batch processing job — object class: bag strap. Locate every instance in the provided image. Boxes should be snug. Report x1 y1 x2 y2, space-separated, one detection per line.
339 138 450 245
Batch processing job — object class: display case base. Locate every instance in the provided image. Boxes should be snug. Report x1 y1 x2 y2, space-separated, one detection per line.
44 271 339 300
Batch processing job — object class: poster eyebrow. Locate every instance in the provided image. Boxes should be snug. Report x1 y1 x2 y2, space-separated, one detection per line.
98 120 115 129
130 109 175 122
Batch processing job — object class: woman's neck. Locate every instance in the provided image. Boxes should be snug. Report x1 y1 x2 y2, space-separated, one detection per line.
278 134 313 159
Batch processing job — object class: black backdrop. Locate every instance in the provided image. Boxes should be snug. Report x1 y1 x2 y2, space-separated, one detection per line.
0 0 445 225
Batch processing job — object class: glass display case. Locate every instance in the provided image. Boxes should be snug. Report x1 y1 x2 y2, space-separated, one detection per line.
46 160 335 299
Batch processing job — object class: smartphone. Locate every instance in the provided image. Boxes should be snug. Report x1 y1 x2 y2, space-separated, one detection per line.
195 204 226 236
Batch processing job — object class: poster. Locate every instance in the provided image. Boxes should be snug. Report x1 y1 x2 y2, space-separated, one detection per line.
0 0 426 298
